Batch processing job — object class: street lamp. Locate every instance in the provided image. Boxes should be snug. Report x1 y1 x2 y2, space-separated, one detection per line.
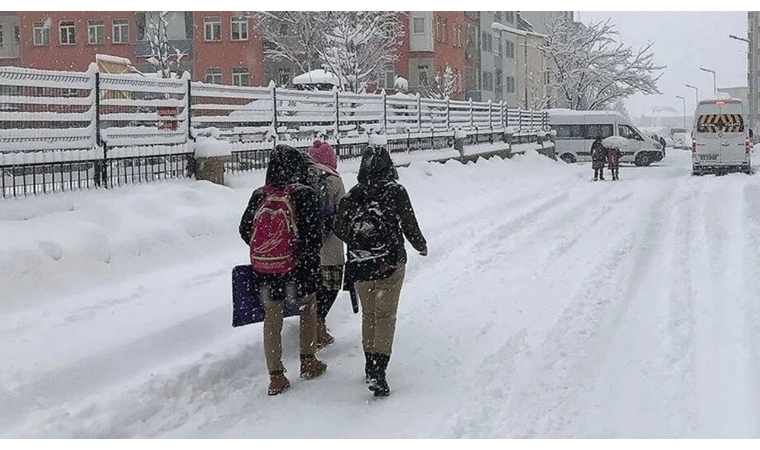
676 95 686 128
699 67 717 94
728 34 754 139
686 84 699 105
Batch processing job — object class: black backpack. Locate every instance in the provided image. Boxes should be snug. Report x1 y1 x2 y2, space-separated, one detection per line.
347 188 395 278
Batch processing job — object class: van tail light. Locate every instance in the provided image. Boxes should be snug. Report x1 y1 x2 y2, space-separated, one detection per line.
692 137 697 155
746 137 752 154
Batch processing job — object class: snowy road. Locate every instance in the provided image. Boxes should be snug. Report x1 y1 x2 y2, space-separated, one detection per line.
4 150 760 437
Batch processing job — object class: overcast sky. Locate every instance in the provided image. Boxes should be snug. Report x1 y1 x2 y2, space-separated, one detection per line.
579 11 748 118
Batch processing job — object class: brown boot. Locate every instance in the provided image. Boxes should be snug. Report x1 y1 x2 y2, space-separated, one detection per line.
316 320 335 350
268 372 290 396
300 354 327 379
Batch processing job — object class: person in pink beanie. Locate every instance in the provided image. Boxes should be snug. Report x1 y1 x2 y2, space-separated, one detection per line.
307 140 346 348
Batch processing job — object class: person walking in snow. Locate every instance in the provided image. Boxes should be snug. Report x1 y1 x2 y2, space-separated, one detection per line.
306 140 347 349
333 143 428 398
606 145 622 181
659 136 667 157
591 137 608 181
238 144 327 396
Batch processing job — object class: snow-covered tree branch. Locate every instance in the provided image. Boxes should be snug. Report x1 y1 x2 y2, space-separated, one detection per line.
423 66 458 100
250 12 328 73
145 12 185 78
317 11 404 93
542 15 664 110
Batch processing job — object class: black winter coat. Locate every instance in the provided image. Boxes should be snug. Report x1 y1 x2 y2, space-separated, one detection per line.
334 146 427 287
238 145 323 301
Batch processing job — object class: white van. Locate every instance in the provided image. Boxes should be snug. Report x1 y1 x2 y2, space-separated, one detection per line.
548 109 664 166
692 97 752 175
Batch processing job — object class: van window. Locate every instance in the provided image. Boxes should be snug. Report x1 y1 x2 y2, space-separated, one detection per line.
697 114 744 133
556 124 584 139
618 124 643 141
586 124 614 139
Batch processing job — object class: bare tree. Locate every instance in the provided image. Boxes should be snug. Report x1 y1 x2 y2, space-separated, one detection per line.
145 12 185 78
250 12 327 73
318 11 404 93
542 15 664 110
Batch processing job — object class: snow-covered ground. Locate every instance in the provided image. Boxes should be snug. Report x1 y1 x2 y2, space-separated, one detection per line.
4 148 760 438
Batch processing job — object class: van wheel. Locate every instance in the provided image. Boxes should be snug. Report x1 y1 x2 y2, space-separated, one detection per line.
635 153 652 167
692 166 703 176
560 153 576 164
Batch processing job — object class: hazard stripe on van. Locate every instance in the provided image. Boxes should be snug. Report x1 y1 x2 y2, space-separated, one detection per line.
697 114 744 133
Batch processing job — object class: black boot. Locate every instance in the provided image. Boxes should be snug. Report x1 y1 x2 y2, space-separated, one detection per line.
368 353 391 397
364 352 372 384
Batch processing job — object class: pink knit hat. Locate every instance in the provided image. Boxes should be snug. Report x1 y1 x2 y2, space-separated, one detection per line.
308 140 338 172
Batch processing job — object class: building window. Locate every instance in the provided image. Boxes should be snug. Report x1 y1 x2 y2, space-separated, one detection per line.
482 71 493 91
204 16 221 42
136 12 146 40
413 17 424 34
418 65 430 87
232 67 250 86
442 19 447 44
506 40 515 59
205 67 222 84
506 12 515 23
495 11 502 21
481 32 492 53
88 20 105 45
495 36 502 57
506 76 516 93
33 21 50 46
278 67 291 86
435 16 441 41
0 29 3 48
59 21 76 45
231 16 248 41
112 19 129 44
377 64 395 89
495 69 503 93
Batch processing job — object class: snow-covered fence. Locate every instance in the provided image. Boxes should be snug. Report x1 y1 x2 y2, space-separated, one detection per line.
0 64 550 198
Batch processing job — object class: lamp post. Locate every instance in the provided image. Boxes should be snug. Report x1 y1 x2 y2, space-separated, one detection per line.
686 84 699 105
676 95 686 129
699 67 717 94
729 34 753 139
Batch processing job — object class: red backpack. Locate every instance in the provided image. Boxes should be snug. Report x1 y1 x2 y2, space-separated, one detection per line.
250 184 300 274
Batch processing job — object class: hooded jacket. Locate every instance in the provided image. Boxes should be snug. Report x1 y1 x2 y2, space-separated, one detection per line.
239 145 323 300
334 146 426 285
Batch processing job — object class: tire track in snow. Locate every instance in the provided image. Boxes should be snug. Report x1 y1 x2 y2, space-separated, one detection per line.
460 181 681 438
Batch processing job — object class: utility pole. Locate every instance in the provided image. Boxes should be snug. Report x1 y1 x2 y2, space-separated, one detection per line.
676 95 686 129
699 67 717 94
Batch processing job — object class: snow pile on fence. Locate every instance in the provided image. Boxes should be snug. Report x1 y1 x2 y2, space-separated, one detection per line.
194 136 233 158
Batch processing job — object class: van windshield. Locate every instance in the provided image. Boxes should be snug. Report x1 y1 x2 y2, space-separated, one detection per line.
697 114 744 133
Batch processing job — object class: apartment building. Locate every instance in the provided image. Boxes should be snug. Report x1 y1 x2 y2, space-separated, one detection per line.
0 12 21 67
479 11 518 105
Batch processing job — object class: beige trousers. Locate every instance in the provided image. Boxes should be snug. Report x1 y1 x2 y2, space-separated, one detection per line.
355 265 406 356
262 288 318 375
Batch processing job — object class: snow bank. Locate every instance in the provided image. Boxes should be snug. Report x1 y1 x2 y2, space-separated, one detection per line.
368 133 388 146
194 136 233 158
394 76 409 91
0 181 247 312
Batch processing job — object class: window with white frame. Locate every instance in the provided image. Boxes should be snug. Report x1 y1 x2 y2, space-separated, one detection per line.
59 20 76 45
204 16 221 41
112 19 129 44
232 67 250 86
205 67 222 84
413 17 424 34
506 12 515 23
377 64 395 89
0 29 3 48
442 18 447 43
481 32 492 52
418 65 430 86
495 36 502 57
435 16 441 41
231 16 248 41
33 21 50 46
88 20 105 44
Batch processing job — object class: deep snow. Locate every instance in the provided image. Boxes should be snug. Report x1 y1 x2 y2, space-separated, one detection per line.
3 148 760 438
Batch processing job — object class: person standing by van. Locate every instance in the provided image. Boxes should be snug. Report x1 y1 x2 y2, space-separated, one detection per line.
591 137 608 181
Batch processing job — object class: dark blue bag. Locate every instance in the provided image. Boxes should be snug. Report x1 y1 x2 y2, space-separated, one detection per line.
231 265 300 327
